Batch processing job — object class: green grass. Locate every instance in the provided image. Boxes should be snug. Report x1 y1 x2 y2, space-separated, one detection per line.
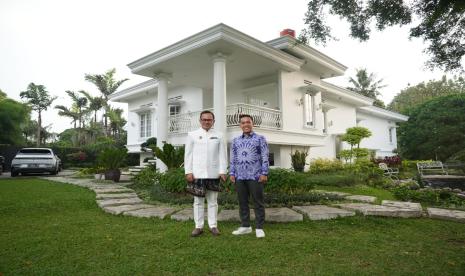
1 179 465 275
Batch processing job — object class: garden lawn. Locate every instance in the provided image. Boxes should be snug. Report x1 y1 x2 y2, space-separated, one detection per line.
1 179 465 275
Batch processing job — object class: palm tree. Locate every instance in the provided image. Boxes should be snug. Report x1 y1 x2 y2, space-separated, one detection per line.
79 90 104 123
85 69 128 134
20 83 57 146
55 105 79 128
347 68 386 107
107 107 127 139
65 90 89 128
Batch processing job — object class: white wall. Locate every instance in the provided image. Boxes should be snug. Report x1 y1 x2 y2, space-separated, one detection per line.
357 112 398 157
279 69 324 134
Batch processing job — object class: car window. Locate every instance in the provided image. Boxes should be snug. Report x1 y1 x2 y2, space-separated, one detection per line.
18 149 52 155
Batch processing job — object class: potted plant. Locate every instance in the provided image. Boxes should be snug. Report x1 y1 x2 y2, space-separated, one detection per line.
94 166 105 180
290 149 308 172
98 147 128 182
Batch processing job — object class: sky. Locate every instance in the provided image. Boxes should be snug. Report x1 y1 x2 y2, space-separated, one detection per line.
0 0 457 133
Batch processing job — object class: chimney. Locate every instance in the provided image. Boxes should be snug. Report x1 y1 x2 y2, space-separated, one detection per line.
280 28 295 38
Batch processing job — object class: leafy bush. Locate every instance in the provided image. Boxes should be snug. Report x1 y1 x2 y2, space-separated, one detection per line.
290 149 308 172
149 143 184 169
159 168 186 193
133 167 161 189
98 147 128 170
309 158 344 174
348 159 385 187
267 169 314 194
392 186 465 207
66 151 87 162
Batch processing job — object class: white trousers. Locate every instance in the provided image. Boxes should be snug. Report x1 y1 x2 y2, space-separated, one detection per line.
193 190 218 229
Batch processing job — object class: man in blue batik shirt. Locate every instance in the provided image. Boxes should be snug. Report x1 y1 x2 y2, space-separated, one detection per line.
229 114 269 238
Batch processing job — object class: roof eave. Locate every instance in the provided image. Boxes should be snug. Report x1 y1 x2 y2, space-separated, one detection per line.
109 79 158 102
127 23 305 75
267 36 348 77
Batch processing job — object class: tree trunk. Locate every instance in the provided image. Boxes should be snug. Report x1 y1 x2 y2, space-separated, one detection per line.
37 111 41 146
94 110 97 123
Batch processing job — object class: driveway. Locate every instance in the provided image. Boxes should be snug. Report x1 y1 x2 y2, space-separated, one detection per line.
0 170 77 179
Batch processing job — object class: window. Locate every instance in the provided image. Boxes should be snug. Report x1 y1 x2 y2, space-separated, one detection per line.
169 104 181 116
139 112 151 138
268 153 275 166
303 93 315 127
389 128 393 143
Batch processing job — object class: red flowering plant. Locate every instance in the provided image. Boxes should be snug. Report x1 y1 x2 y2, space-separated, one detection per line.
374 155 402 168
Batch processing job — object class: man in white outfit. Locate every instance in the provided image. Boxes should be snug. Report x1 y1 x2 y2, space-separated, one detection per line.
184 110 227 237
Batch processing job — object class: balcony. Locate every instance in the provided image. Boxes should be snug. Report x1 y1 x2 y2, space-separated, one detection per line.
168 103 282 134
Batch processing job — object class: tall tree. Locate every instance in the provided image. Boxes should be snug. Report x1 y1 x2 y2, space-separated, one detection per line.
300 0 465 72
347 68 386 107
388 75 465 114
0 93 30 145
55 105 79 128
79 90 104 123
398 93 465 161
65 90 89 128
84 69 128 134
107 107 127 139
20 83 56 146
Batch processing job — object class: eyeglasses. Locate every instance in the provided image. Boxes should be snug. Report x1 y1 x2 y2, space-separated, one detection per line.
200 119 214 122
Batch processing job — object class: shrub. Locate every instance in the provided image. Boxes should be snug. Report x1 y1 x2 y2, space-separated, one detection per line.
98 147 128 170
267 168 314 194
392 186 465 207
347 159 385 186
149 143 184 169
290 149 308 172
133 167 161 189
159 167 186 193
309 158 344 174
66 151 87 162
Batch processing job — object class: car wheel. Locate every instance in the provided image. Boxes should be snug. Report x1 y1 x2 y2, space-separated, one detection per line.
11 171 18 177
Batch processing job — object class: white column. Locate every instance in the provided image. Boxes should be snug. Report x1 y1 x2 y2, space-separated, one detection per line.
154 73 171 172
212 53 227 135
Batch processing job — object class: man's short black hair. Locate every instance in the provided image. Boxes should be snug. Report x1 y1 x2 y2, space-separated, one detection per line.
239 114 253 122
200 110 215 120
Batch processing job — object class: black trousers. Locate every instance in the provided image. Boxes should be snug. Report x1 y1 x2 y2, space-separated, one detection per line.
235 180 265 229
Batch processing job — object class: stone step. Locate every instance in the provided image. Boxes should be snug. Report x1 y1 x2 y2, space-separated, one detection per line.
217 208 303 222
292 205 355 220
381 200 422 211
91 188 134 194
313 190 351 197
95 193 139 200
337 203 422 218
97 197 143 208
103 204 156 215
123 206 178 219
427 207 465 223
345 195 377 203
171 208 209 221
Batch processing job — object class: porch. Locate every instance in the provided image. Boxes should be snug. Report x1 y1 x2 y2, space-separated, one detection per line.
168 103 282 134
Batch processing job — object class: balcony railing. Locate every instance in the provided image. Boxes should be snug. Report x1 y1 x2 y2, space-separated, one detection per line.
168 103 282 134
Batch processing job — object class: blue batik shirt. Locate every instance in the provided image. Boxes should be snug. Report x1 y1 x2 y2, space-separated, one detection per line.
229 132 269 181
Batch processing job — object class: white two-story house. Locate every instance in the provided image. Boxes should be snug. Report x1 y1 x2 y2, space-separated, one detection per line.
109 24 408 170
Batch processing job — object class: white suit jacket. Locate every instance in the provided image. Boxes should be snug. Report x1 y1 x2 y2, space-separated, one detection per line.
184 128 227 178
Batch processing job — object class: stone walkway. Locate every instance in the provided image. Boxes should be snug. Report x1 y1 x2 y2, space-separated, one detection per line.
44 176 465 223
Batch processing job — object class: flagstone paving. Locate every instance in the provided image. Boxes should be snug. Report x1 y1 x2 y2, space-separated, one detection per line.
427 207 465 223
345 195 377 203
123 206 178 219
293 205 355 220
336 202 423 218
44 176 465 224
103 204 155 215
95 193 139 200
